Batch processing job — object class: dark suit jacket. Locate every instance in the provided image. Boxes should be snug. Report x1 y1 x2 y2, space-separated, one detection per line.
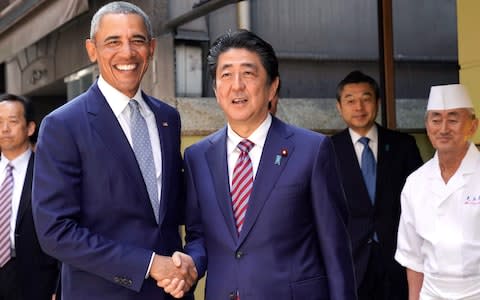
32 82 187 300
15 153 58 300
184 117 356 300
331 125 422 291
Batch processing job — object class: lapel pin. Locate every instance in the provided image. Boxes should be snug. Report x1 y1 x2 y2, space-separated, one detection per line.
162 121 169 127
275 149 288 166
275 155 282 165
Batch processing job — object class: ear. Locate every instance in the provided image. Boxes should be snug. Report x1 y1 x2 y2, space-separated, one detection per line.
469 118 479 137
268 77 280 101
148 38 156 59
85 39 97 63
336 101 342 114
27 121 36 138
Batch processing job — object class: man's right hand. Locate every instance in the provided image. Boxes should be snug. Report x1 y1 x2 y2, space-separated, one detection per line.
150 252 198 298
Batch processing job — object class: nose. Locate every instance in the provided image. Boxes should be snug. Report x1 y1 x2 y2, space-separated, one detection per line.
232 73 245 91
439 119 449 134
119 41 135 57
0 122 9 132
354 99 363 110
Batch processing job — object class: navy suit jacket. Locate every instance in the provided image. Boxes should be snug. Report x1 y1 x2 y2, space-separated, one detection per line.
32 82 187 300
15 154 58 299
184 117 357 300
331 125 422 291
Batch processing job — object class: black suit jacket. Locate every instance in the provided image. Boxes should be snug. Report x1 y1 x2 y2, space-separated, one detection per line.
331 125 422 291
15 154 58 300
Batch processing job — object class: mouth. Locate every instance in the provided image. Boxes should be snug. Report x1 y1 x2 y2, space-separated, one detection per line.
232 98 247 104
114 64 137 71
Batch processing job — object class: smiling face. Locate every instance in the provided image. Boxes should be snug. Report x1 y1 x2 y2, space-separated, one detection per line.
214 48 278 137
336 82 379 136
85 13 155 98
426 108 478 156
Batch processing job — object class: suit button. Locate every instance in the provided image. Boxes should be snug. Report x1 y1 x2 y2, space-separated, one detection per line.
235 251 243 259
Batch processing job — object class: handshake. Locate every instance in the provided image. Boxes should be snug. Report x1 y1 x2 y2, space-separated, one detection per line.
149 252 198 298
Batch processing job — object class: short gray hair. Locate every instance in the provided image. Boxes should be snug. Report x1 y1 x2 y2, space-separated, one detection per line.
90 1 153 40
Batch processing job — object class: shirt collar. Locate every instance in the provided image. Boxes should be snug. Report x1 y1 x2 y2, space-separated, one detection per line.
227 114 272 154
349 124 378 145
0 148 32 171
97 75 147 117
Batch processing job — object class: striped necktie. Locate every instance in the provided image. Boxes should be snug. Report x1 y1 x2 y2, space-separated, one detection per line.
0 164 13 267
231 139 255 233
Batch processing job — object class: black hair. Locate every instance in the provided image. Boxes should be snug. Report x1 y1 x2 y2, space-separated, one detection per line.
207 29 279 87
336 70 380 102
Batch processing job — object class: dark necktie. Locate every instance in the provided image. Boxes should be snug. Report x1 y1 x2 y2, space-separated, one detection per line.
0 164 13 267
359 137 376 204
231 139 255 233
129 100 159 223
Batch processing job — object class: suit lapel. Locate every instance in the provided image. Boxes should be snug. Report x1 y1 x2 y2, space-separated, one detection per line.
238 118 294 244
337 129 374 208
375 126 389 204
205 128 238 241
15 154 33 229
86 84 152 217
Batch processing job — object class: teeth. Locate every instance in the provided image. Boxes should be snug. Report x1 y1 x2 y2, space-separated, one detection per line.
232 98 247 103
116 64 136 71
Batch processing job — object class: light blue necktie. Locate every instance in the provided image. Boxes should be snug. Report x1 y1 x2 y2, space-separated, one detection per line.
129 100 159 223
359 137 376 205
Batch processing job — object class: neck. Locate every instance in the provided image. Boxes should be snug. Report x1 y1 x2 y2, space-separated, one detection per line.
437 144 469 183
2 144 30 162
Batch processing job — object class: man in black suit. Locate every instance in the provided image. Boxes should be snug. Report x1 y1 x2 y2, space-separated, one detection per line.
0 93 58 300
331 71 423 300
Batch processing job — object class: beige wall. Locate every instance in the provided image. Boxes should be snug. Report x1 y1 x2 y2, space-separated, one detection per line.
457 0 480 143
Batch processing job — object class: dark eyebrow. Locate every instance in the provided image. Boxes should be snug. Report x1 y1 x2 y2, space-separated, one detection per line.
103 35 120 43
131 34 148 41
102 34 148 43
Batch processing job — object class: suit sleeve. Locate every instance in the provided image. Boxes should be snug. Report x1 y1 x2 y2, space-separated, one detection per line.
311 137 357 300
32 114 152 292
404 135 423 176
183 148 208 278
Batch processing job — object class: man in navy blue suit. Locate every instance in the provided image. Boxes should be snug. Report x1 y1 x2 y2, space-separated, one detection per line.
331 71 423 300
32 2 196 299
178 30 356 300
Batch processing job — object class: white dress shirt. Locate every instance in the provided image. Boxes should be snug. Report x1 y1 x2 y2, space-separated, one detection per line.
227 114 272 188
98 76 162 204
0 148 32 251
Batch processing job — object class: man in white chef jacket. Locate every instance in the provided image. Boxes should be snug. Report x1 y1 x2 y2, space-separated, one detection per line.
395 83 480 300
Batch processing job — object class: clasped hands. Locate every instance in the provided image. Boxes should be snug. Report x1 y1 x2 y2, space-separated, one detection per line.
150 251 198 298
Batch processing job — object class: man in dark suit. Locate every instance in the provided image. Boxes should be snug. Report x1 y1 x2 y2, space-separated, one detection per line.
0 93 58 300
331 71 423 300
32 2 196 300
177 30 356 300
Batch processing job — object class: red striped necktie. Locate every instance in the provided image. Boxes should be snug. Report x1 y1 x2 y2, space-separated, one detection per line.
231 139 255 233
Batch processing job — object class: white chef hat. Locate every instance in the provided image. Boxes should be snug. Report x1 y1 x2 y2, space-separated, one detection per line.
427 84 474 111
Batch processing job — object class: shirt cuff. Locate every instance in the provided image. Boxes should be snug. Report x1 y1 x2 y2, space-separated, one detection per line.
145 252 155 279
